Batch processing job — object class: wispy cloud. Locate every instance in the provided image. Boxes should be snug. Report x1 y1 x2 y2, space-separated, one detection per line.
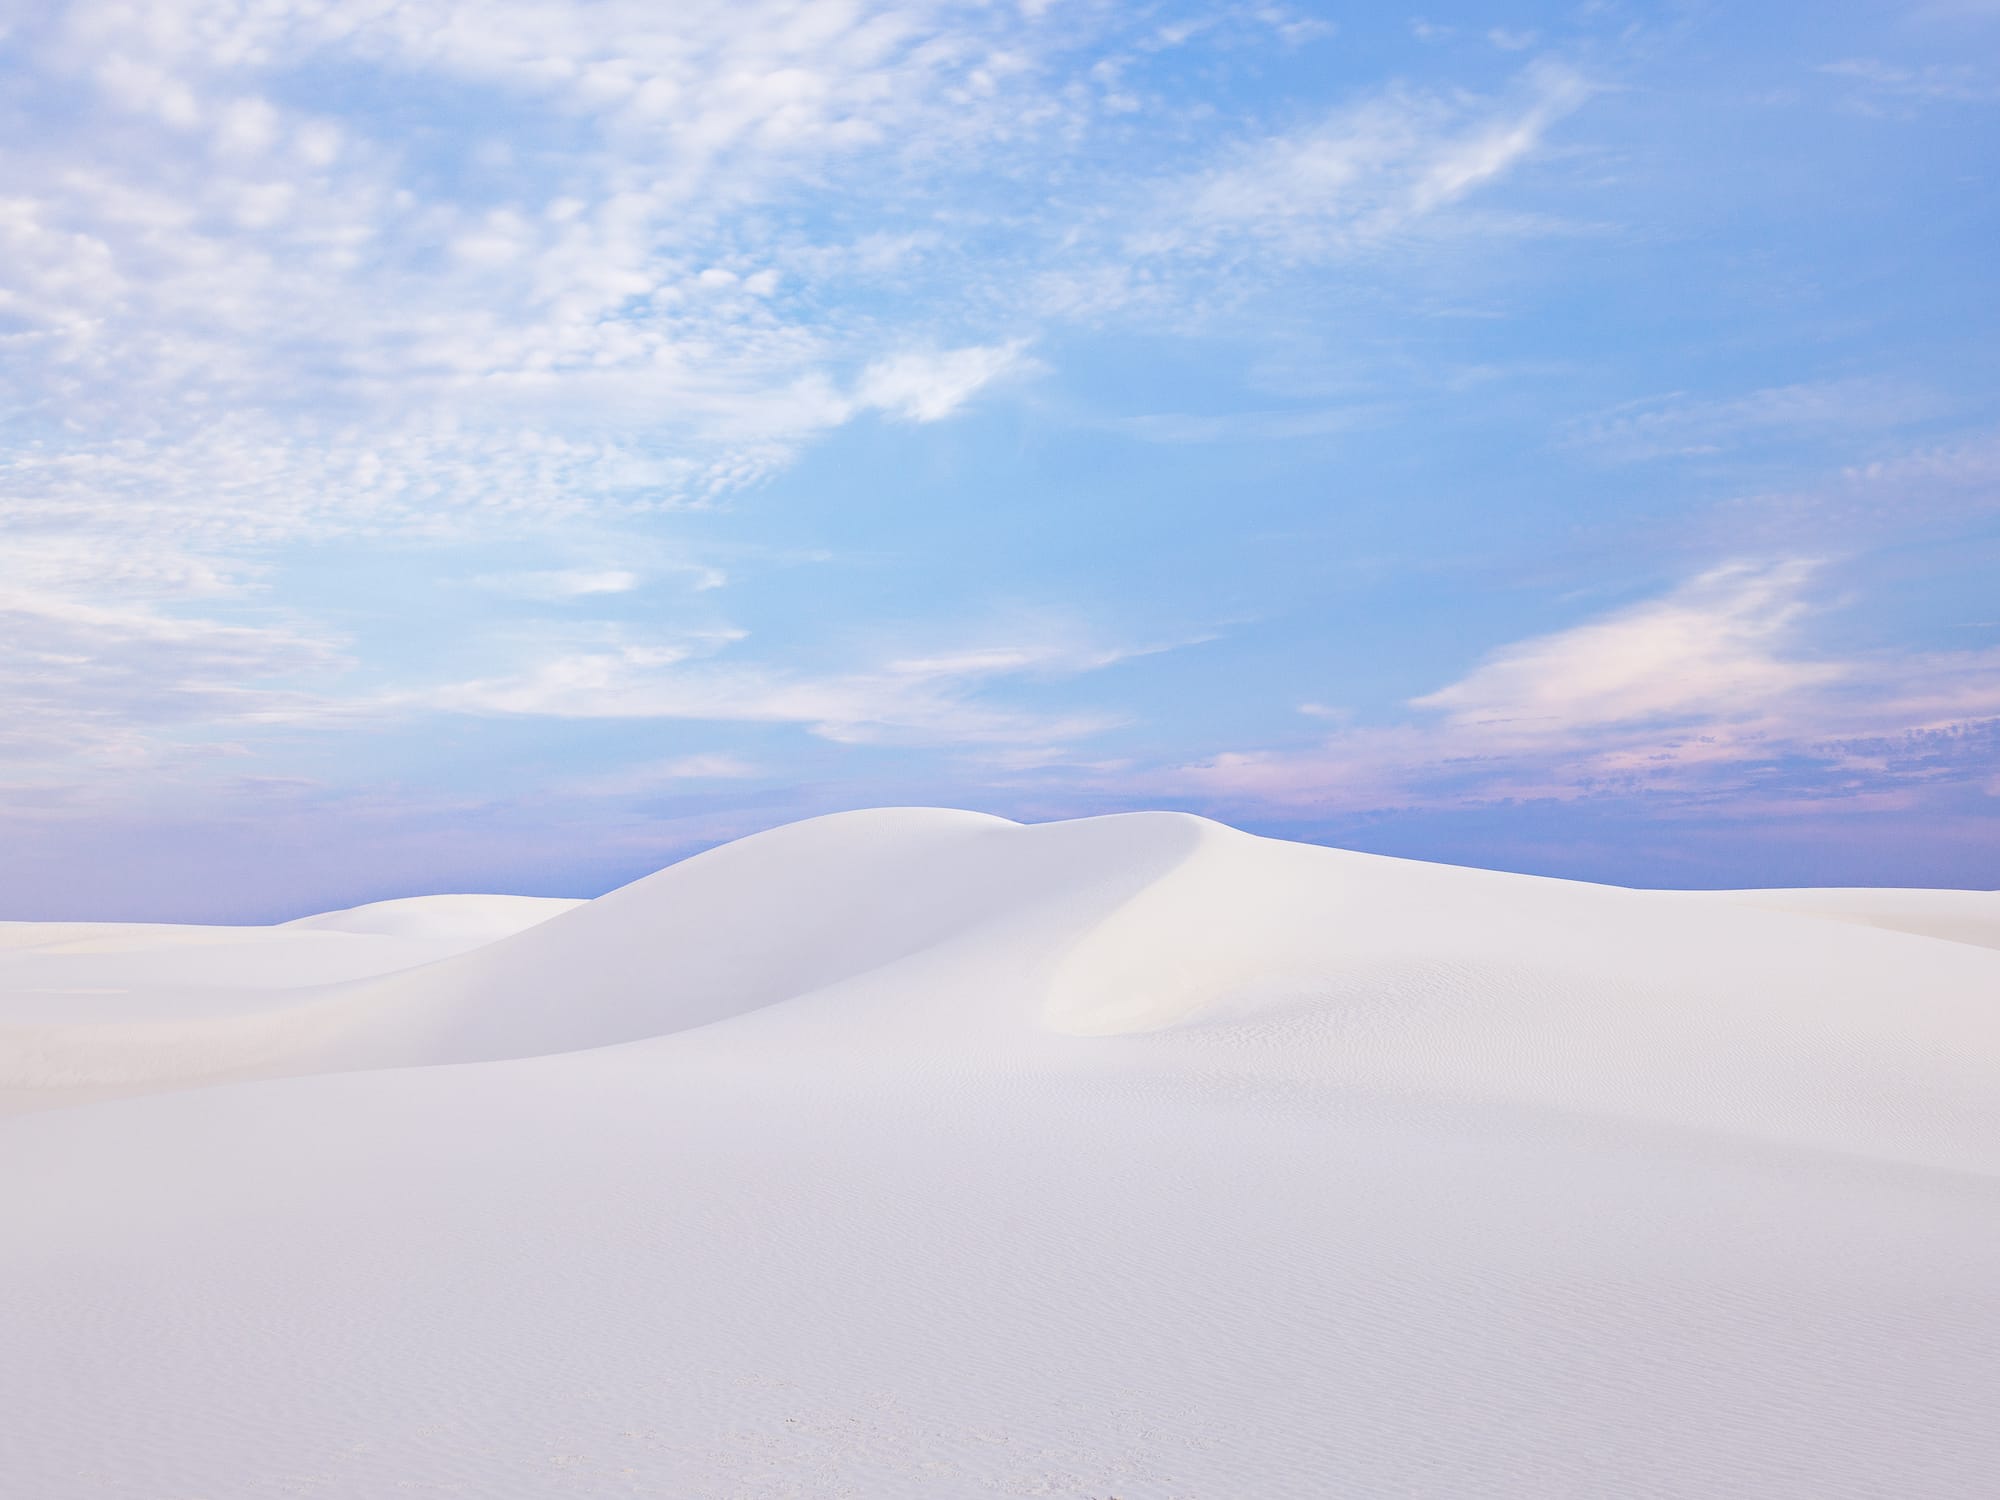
1156 560 2000 816
1821 57 2000 108
1138 61 1594 262
1411 560 1841 731
0 3 1059 550
1702 424 2000 552
425 623 1153 748
1100 405 1382 444
0 578 344 790
20 0 1984 898
0 0 1097 802
477 569 644 601
564 752 766 797
1562 379 1943 462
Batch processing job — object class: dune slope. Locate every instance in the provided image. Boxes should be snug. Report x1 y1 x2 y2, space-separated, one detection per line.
1 809 1996 1498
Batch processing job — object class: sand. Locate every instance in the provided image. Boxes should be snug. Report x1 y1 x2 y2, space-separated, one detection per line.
2 809 1995 1497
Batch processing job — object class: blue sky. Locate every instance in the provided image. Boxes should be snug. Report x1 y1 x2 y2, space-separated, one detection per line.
3 0 1997 919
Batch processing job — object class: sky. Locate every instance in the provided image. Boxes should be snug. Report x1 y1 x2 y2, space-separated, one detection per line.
3 0 1998 920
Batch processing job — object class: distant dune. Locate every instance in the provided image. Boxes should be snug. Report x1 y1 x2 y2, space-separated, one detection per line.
3 810 1996 1497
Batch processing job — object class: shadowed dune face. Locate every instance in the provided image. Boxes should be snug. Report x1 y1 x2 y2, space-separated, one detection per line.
335 807 1209 1066
0 808 1200 1097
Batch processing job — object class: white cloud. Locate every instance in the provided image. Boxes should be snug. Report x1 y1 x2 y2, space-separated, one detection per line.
1412 561 1842 732
478 569 643 601
427 625 1145 747
853 340 1037 423
1258 8 1335 48
0 576 345 792
0 3 1629 820
1154 560 2000 815
1147 61 1593 261
1 2 1086 801
1 1 1068 539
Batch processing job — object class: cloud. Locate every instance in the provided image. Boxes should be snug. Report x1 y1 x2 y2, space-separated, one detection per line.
478 569 643 600
426 624 1145 747
565 752 765 796
1260 9 1336 48
1155 560 2000 816
1821 57 1999 107
1412 560 1841 733
1146 60 1593 261
853 340 1036 423
0 578 345 795
1563 380 1945 462
1102 405 1381 443
2 0 1066 432
1706 425 2000 551
0 0 1120 814
0 3 1058 800
0 3 1069 565
1023 55 1601 326
0 4 1654 841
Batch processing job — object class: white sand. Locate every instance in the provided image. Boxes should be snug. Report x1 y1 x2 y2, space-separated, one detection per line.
2 809 1995 1497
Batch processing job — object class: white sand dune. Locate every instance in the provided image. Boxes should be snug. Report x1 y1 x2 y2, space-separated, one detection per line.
0 893 579 1012
2 809 1996 1497
1703 885 2000 951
